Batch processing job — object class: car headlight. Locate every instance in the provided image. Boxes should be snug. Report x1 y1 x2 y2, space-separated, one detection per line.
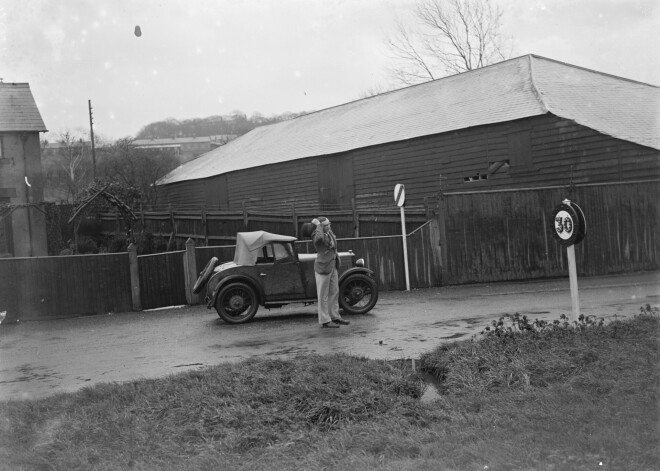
355 258 365 267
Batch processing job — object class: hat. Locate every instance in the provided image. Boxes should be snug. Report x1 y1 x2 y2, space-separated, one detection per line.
318 216 331 226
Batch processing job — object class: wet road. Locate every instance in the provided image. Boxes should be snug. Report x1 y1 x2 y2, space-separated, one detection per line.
1 272 658 401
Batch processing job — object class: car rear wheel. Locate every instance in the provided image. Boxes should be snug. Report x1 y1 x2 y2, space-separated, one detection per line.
215 282 259 324
339 274 378 315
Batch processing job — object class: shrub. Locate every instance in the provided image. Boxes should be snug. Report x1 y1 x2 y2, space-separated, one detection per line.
108 235 128 253
480 312 605 338
76 236 99 254
419 307 659 394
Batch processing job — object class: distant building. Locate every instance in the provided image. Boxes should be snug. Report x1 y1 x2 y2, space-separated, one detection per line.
133 135 236 163
0 82 49 257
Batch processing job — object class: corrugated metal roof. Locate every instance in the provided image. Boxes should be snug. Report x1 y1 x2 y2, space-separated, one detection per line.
530 58 660 150
158 55 660 186
0 83 48 132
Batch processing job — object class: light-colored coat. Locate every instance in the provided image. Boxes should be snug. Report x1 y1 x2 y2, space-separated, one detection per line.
312 227 340 275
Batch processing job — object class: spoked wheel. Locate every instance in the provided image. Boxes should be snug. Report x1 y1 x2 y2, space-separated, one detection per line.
339 274 378 315
215 282 259 324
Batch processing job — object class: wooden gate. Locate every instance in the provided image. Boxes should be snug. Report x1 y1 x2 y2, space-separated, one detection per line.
440 181 660 284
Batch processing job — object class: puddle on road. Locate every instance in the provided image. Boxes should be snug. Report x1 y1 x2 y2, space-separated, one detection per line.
0 364 62 384
441 332 467 339
264 346 310 356
225 339 271 348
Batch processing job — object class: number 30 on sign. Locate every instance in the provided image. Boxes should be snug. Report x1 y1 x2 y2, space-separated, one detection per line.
551 199 586 246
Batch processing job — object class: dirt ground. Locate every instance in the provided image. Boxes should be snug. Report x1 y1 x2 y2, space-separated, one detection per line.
1 271 658 401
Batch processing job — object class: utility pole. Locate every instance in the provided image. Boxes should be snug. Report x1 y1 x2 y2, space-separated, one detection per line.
88 99 97 180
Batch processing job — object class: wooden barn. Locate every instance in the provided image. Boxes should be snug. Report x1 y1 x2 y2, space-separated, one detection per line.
155 54 659 213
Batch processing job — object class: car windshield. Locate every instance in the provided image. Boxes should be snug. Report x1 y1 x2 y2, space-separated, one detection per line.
233 231 297 266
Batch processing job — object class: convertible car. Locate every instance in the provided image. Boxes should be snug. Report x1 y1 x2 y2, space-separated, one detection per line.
193 231 379 324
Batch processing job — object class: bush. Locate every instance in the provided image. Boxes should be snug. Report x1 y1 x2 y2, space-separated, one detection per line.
130 231 170 254
419 307 659 394
76 236 99 254
107 235 128 253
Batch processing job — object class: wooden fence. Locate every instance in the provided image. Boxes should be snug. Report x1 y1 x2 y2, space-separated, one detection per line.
2 181 657 321
0 253 133 321
440 180 659 284
0 223 438 321
98 207 430 246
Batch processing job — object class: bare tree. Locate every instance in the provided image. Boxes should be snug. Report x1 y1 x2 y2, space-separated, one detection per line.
387 0 511 85
42 131 92 201
97 138 179 207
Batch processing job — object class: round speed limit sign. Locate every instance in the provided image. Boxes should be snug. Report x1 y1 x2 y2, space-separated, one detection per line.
551 200 586 246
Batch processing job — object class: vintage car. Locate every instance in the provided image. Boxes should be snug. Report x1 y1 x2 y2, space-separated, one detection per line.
193 230 378 324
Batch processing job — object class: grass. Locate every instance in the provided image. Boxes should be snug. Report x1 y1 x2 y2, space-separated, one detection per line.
0 309 658 471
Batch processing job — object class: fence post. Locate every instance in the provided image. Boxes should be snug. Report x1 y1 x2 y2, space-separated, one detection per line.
292 202 298 237
201 205 208 246
242 201 249 231
352 197 359 238
168 204 176 250
184 238 198 304
436 193 448 285
128 243 142 311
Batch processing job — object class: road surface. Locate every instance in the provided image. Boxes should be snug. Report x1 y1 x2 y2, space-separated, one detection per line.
1 271 658 401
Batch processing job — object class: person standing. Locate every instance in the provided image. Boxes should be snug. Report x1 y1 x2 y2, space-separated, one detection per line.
311 217 350 328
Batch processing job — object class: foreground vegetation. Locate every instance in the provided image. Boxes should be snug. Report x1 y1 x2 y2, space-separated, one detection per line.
1 309 658 471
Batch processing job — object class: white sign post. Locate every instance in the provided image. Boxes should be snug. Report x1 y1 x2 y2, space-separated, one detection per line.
394 184 411 291
551 199 587 321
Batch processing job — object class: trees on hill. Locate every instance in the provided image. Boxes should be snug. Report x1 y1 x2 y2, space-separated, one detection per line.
135 110 310 139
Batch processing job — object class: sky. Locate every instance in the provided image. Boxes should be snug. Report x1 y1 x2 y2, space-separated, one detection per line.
1 0 658 142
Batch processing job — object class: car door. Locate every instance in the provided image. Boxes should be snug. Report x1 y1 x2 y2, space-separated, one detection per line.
257 242 305 300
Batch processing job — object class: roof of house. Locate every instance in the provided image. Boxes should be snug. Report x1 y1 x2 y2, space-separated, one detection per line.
0 83 47 132
158 55 660 186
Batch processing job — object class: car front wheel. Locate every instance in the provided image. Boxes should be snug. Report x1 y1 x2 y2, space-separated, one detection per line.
339 274 378 315
215 282 259 324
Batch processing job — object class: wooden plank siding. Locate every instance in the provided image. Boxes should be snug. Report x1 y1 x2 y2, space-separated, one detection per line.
352 114 660 210
296 236 407 291
441 181 660 285
156 180 207 210
0 253 132 320
137 251 187 309
406 220 443 289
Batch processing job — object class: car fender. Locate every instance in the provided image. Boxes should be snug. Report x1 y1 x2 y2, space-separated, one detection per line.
339 267 376 285
209 274 265 307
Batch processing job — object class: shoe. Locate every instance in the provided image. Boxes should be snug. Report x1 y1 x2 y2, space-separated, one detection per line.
322 322 340 328
333 319 350 325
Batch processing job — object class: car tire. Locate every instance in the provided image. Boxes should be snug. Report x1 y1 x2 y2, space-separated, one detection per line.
193 257 218 294
215 282 259 324
339 273 378 315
